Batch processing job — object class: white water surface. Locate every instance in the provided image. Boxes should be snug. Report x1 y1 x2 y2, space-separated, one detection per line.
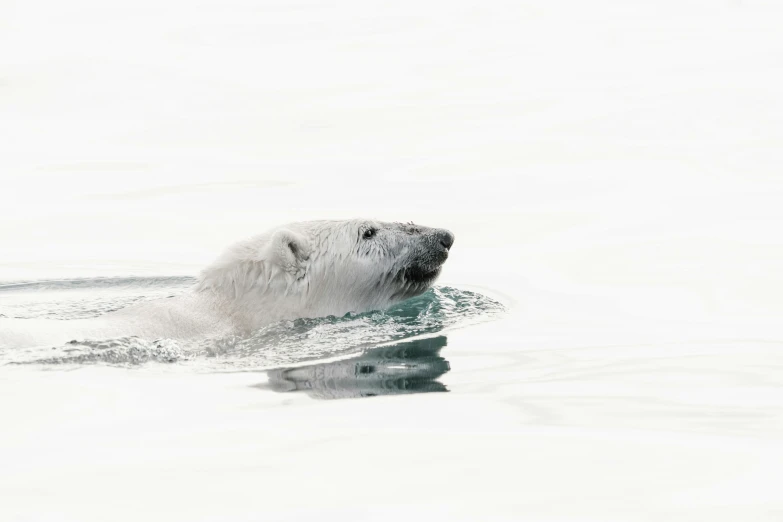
2 0 783 520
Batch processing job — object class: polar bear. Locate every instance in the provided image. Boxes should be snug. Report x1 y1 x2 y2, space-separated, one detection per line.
0 219 455 350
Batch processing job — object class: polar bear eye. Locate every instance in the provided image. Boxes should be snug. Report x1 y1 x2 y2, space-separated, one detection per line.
362 228 377 240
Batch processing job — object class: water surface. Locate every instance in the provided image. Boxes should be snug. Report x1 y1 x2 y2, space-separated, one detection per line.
0 277 504 372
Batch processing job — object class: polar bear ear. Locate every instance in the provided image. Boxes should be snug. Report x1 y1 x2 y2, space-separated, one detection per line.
266 229 311 275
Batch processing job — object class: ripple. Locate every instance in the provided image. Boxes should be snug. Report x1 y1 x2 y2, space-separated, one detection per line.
0 276 194 320
4 282 504 370
192 286 504 369
32 338 184 365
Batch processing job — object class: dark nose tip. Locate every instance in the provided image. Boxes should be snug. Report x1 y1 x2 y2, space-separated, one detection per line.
436 229 454 250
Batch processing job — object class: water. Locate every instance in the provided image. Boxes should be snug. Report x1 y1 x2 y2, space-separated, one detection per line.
2 0 783 520
0 276 193 320
0 278 504 371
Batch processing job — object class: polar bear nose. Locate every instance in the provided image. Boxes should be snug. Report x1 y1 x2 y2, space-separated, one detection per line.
436 229 454 251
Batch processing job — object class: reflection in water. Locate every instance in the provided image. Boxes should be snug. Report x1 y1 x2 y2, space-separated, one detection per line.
263 336 450 400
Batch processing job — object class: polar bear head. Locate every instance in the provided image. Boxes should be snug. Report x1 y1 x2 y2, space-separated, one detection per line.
197 219 454 329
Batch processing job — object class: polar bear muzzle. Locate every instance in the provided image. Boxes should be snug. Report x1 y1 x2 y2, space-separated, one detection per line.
392 226 454 298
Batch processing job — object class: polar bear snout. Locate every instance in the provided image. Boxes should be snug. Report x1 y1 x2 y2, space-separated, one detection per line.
435 229 454 251
425 228 454 265
402 227 454 284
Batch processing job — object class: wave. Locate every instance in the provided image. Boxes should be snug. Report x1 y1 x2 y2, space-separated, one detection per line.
0 276 195 320
0 276 196 292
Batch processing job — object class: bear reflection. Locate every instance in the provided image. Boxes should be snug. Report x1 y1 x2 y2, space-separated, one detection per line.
264 336 450 399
